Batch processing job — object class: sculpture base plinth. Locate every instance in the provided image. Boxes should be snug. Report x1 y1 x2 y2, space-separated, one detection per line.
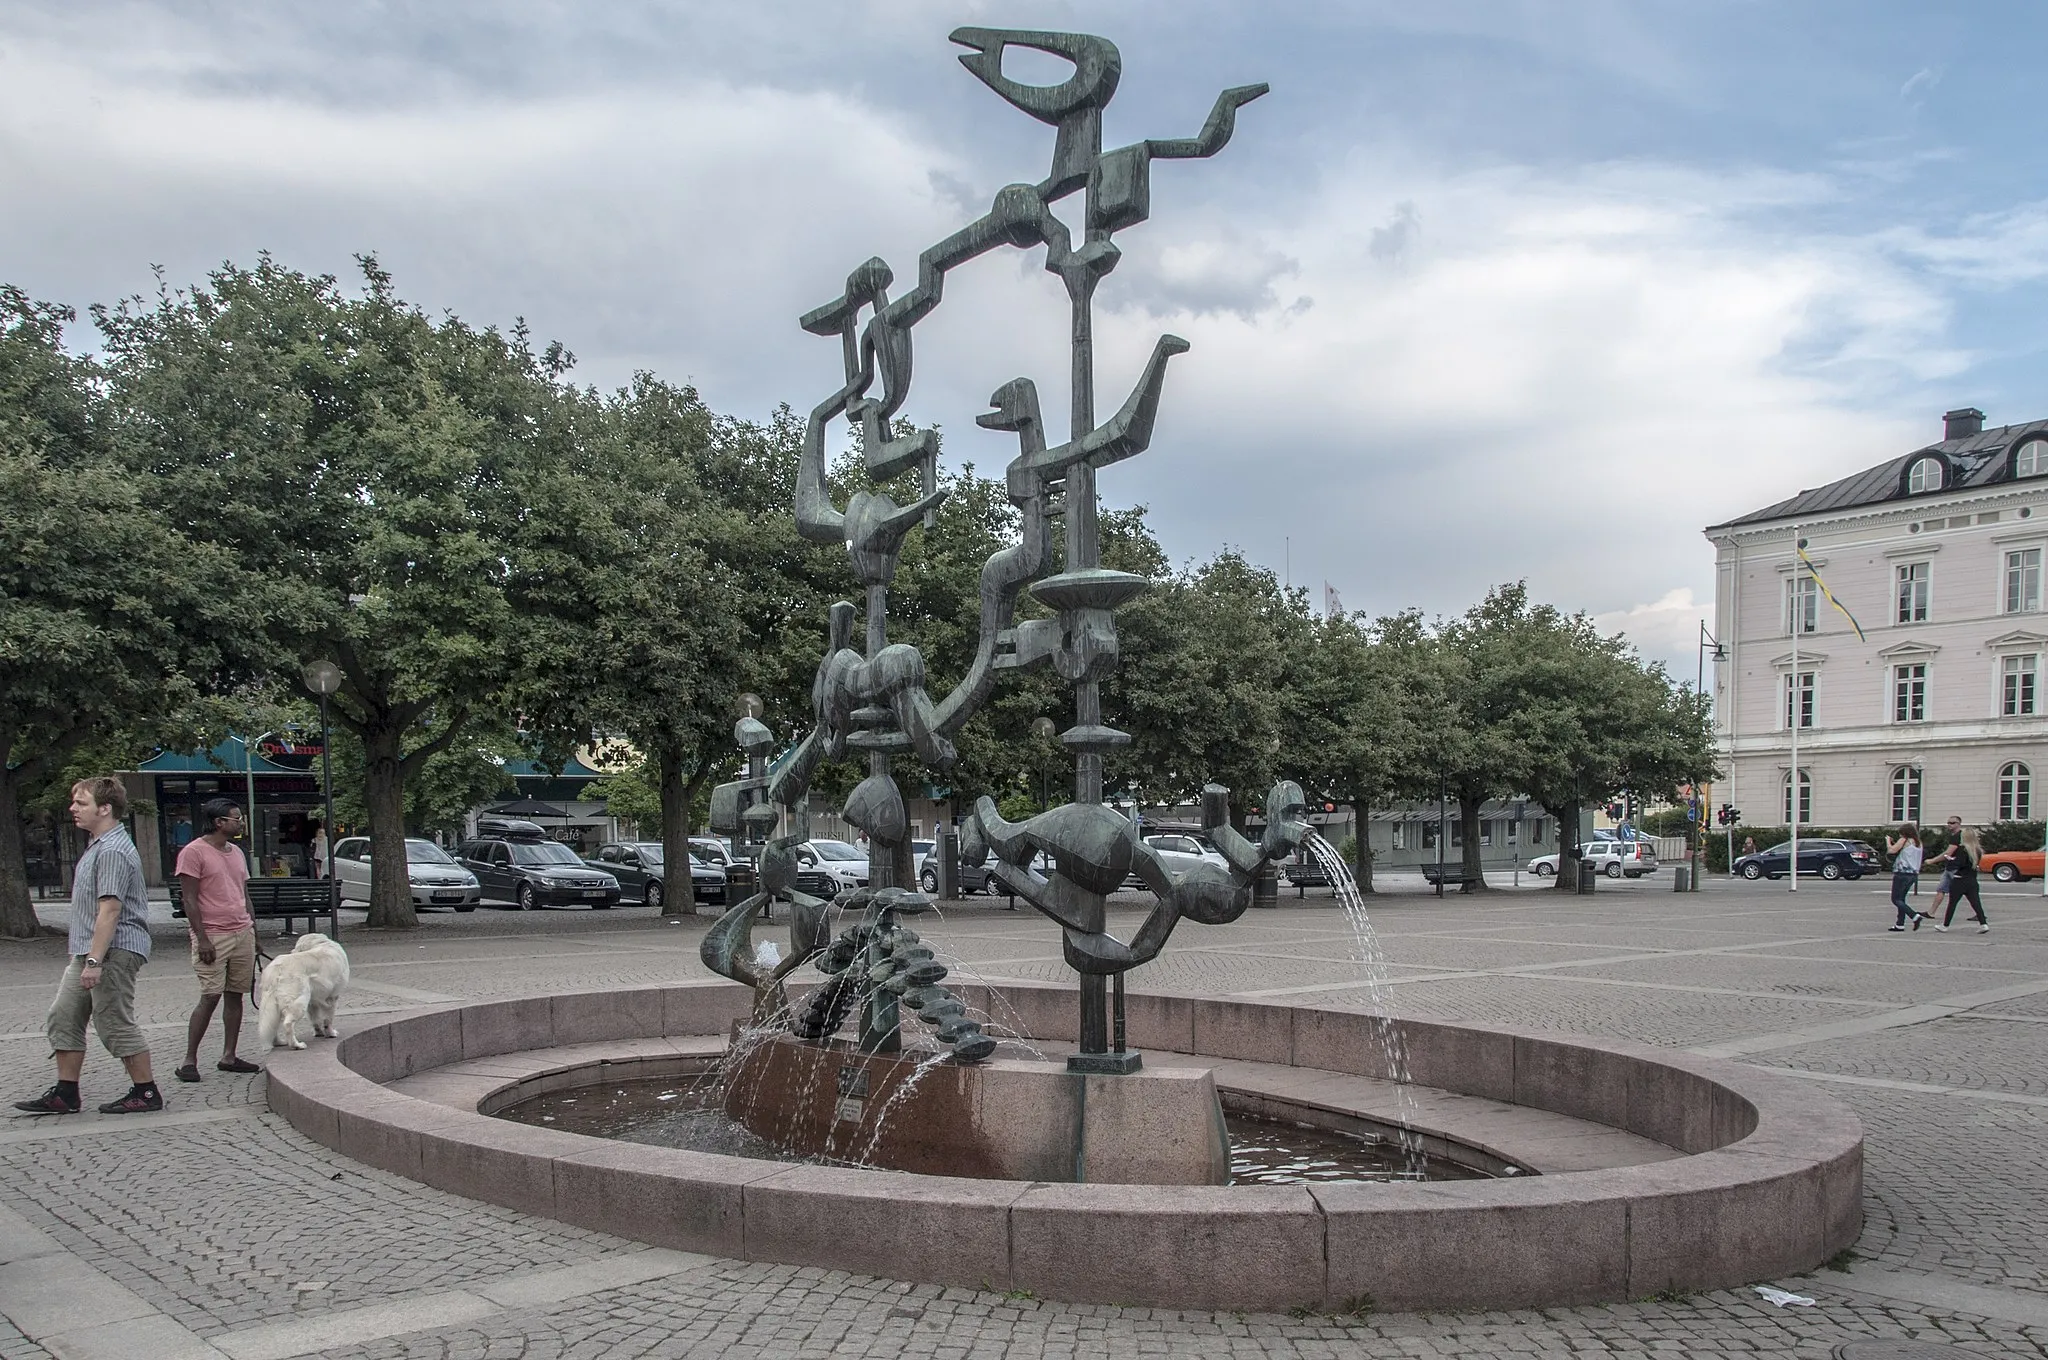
724 1032 1226 1184
1067 1050 1144 1075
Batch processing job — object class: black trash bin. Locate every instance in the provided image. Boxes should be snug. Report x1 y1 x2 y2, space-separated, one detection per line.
1252 861 1280 908
1576 858 1598 894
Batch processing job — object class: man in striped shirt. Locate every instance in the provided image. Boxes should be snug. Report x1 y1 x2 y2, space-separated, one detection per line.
14 777 162 1115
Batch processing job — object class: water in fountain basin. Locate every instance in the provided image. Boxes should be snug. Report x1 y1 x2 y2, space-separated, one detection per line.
1300 829 1424 1171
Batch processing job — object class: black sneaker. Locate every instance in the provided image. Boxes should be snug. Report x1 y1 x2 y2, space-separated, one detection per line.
97 1086 163 1115
13 1085 80 1115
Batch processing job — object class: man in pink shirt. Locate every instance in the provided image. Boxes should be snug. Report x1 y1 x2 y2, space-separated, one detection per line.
173 798 261 1081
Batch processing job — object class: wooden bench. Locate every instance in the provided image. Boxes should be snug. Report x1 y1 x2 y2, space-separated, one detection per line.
1420 863 1481 896
171 879 338 936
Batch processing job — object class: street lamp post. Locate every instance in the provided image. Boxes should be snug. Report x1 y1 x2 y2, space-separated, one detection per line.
1697 621 1727 887
243 730 278 877
1032 716 1058 812
304 661 343 938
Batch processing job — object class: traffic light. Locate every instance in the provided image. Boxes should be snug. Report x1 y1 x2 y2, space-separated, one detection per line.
1716 805 1742 827
1606 802 1624 820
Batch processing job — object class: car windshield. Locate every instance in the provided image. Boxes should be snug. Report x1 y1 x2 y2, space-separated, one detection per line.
405 840 455 865
635 846 664 866
812 840 864 861
511 841 585 866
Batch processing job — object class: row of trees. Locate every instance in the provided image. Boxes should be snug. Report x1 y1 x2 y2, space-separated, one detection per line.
1 259 1711 933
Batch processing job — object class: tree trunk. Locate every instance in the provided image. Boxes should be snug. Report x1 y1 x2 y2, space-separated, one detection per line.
363 724 418 929
0 769 40 939
1350 793 1374 894
658 747 694 918
1545 800 1581 892
1458 792 1487 892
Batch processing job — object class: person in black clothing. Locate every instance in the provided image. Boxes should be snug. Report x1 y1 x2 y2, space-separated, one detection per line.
1936 826 1990 933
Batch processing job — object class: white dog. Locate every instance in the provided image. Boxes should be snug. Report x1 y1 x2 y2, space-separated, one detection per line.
257 934 350 1051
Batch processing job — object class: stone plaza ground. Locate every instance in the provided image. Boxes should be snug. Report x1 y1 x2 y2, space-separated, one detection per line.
0 872 2041 1358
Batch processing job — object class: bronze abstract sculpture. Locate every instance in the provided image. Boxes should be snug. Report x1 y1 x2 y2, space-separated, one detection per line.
704 27 1305 1072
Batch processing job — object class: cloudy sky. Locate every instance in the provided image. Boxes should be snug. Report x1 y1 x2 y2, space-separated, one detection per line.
8 1 2048 677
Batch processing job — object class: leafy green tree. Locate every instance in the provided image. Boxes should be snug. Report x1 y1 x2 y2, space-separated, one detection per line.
95 257 585 927
0 288 241 936
582 761 662 836
1109 551 1314 814
324 721 517 841
1284 610 1443 892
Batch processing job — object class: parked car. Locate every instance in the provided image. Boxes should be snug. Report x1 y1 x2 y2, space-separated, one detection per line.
332 836 481 911
1527 838 1660 879
1732 838 1874 881
795 839 869 897
689 836 735 867
585 842 726 910
911 839 992 895
1143 832 1227 873
1975 848 2041 882
456 827 620 909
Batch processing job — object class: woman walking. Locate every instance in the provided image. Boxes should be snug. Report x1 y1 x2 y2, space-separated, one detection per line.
1887 823 1927 931
1936 826 1991 933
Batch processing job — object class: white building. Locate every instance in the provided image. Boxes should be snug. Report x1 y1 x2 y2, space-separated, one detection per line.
1705 408 2048 829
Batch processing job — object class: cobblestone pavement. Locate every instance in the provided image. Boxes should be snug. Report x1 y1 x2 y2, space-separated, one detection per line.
0 876 2041 1357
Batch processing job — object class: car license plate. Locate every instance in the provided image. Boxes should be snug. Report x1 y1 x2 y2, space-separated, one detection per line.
584 890 608 899
431 891 464 902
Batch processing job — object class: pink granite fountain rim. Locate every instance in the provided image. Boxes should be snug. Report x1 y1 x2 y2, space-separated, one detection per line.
264 978 1863 1313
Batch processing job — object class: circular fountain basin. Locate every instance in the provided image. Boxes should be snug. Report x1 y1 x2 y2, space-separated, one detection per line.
266 980 1863 1314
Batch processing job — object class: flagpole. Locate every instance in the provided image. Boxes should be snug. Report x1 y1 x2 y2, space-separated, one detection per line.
1790 526 1800 894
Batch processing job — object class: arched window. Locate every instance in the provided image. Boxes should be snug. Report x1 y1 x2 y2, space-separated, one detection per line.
1908 457 1945 493
1890 765 1922 824
2017 438 2048 479
1998 762 2032 821
1782 770 1812 825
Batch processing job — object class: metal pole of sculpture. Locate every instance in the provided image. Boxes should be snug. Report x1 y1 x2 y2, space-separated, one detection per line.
701 27 1308 1075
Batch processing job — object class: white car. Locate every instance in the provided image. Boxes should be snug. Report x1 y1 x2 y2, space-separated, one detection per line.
332 836 481 910
798 839 870 894
1528 838 1660 880
1122 832 1227 887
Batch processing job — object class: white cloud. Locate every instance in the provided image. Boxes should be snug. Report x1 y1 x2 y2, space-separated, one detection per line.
0 3 2027 693
1593 588 1709 675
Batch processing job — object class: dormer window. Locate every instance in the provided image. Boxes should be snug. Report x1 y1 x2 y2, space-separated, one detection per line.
1907 457 1944 493
2016 438 2048 479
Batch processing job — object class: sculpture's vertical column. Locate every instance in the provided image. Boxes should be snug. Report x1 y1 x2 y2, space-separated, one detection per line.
1067 253 1110 1056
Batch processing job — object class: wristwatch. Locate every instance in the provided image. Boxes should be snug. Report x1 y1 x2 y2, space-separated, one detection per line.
83 956 102 967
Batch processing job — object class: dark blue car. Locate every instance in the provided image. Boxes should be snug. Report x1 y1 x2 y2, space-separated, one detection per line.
1732 838 1875 881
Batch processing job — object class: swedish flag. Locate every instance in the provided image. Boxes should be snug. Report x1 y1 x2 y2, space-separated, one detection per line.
1797 539 1867 643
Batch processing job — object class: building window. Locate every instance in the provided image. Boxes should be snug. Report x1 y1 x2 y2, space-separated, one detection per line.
1480 821 1494 848
1528 817 1547 844
1892 663 1928 722
1890 765 1922 824
2003 654 2038 717
1420 821 1436 850
1896 562 1930 623
1782 770 1812 825
2017 439 2048 479
2006 549 2042 614
1781 670 1815 729
1999 762 2033 821
1908 458 1944 493
1784 577 1818 634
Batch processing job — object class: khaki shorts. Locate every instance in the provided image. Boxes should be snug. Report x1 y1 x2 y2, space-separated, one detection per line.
45 949 148 1059
192 927 257 997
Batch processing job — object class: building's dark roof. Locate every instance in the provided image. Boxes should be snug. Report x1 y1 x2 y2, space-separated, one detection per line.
1711 417 2048 530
